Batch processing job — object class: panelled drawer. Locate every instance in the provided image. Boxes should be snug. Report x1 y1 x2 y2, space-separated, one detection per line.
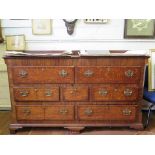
13 87 59 101
12 67 74 84
45 105 74 121
91 84 139 101
16 105 44 121
76 66 141 83
78 105 137 121
62 86 89 101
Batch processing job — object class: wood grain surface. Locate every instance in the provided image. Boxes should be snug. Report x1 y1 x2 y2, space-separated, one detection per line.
4 53 148 133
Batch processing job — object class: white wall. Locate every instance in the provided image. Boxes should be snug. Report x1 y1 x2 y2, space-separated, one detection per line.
1 19 155 50
0 44 10 109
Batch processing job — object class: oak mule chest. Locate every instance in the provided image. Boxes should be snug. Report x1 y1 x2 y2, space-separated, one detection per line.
4 52 148 134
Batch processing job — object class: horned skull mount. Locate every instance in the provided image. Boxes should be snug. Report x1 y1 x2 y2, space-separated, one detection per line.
63 19 78 35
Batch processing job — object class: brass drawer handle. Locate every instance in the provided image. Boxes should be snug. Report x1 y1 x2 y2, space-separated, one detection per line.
59 108 68 115
84 70 94 77
85 108 93 116
125 70 134 77
20 90 29 97
124 89 133 96
99 89 108 96
70 88 78 94
19 70 28 78
45 90 52 96
23 109 31 116
122 109 132 116
59 70 68 77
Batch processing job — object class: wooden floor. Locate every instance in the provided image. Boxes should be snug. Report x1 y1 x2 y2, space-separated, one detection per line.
1 110 155 135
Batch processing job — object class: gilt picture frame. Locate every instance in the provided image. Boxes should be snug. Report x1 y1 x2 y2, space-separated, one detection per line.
124 19 155 38
148 50 155 91
32 19 52 35
0 20 4 43
6 35 26 51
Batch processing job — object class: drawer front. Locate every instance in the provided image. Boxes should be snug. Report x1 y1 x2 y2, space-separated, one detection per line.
76 67 141 83
16 106 44 121
62 86 89 101
14 87 59 101
45 105 74 121
12 67 74 84
91 84 139 101
78 105 137 121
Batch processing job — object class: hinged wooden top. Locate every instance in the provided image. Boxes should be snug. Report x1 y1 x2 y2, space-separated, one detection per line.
3 50 150 59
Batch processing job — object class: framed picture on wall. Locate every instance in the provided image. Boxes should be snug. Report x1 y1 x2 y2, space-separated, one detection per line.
32 19 52 35
124 19 155 38
0 20 4 43
84 19 109 24
148 50 155 91
6 35 26 51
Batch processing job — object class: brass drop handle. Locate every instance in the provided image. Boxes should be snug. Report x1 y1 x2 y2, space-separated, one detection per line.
19 70 28 78
124 89 133 96
59 108 68 115
122 109 132 116
20 90 29 97
85 108 93 116
125 70 134 77
84 70 94 77
59 70 68 77
45 90 52 96
23 109 31 116
99 89 108 96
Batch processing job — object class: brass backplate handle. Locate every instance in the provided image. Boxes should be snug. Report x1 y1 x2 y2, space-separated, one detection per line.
122 109 132 116
124 89 133 96
125 70 134 77
85 108 93 116
84 70 94 77
59 108 68 115
59 70 68 77
19 70 28 78
45 90 52 96
99 89 108 96
20 90 29 97
23 109 31 116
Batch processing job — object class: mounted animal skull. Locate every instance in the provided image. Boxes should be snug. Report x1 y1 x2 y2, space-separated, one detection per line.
63 19 78 35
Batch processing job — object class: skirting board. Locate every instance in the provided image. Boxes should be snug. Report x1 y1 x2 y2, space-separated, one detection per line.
0 101 11 111
0 107 11 111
